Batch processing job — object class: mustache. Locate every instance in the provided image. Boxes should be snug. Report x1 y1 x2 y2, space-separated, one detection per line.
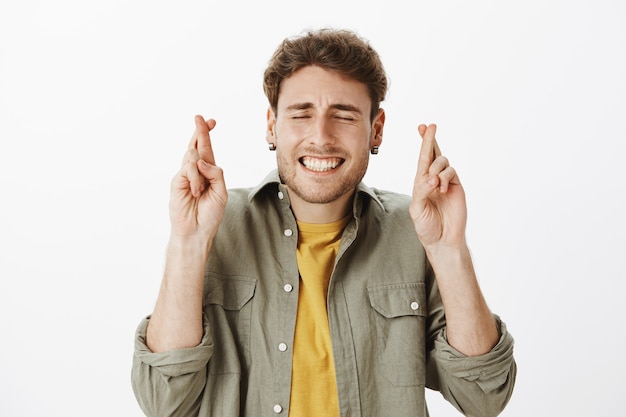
297 145 346 156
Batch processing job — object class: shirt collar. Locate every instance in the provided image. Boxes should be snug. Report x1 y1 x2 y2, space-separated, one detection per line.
247 169 385 212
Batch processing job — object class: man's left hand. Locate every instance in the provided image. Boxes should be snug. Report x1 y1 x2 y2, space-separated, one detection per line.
409 123 468 251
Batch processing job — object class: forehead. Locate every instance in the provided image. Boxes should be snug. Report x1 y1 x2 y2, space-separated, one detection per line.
277 65 371 112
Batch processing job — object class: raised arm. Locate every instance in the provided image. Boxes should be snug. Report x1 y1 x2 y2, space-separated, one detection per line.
409 123 499 356
146 115 228 353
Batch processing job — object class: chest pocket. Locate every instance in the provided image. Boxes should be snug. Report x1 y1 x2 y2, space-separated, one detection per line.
204 274 257 375
368 282 427 387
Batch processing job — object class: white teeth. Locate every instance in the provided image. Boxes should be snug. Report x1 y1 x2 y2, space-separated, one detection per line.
302 157 341 172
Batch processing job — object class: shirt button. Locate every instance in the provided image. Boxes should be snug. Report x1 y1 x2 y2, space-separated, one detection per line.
278 191 284 200
410 301 419 311
283 229 293 237
283 284 293 293
273 404 283 413
278 343 288 352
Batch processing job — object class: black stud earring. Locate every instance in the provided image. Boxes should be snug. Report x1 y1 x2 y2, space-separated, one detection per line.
370 146 379 155
268 143 277 151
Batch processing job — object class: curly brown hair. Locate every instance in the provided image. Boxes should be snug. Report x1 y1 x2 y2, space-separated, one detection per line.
263 28 388 122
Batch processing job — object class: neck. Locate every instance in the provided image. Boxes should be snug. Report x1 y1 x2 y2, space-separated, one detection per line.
287 188 354 224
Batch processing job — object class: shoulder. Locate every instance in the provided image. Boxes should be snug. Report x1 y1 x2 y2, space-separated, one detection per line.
357 187 416 238
371 188 411 210
359 186 412 218
220 184 282 230
225 187 255 206
224 170 281 212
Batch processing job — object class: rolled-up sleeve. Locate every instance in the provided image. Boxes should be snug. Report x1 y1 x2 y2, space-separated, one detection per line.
131 315 214 417
427 316 517 417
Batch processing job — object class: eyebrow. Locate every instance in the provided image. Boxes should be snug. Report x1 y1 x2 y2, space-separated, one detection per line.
285 102 363 114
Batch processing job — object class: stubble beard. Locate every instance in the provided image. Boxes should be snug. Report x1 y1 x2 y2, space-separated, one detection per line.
276 147 369 205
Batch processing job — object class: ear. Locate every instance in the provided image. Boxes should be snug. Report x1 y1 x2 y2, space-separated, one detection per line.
370 108 386 148
266 107 277 145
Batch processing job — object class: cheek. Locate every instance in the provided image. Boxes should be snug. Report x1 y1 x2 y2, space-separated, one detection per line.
275 124 302 146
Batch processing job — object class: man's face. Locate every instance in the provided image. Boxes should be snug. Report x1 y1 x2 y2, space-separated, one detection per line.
267 65 384 206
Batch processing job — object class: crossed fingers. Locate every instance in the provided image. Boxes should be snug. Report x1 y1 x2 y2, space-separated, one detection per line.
417 124 458 193
181 115 217 197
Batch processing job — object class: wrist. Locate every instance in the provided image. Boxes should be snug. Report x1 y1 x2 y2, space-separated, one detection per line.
423 240 470 262
423 242 476 280
167 232 213 260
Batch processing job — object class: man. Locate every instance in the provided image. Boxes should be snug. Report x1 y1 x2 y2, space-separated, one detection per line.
132 28 516 417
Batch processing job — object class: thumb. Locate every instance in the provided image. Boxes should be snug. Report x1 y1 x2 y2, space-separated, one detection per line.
410 173 439 218
197 160 227 200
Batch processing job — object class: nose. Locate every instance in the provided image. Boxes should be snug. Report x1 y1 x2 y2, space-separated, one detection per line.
307 116 335 147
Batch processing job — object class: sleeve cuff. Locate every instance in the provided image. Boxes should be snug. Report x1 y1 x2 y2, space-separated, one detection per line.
433 315 515 393
133 315 214 378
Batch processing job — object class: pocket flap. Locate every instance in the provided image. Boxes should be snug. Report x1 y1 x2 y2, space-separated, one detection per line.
205 275 257 310
368 282 426 318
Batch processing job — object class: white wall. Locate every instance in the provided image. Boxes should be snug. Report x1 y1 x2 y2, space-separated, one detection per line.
1 0 624 415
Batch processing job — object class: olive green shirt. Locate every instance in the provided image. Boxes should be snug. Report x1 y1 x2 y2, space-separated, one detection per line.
132 170 516 417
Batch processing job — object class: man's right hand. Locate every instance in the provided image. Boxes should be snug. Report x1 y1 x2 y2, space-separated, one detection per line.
169 115 228 243
147 115 228 353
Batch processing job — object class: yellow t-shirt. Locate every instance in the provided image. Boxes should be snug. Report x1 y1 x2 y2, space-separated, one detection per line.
289 215 351 417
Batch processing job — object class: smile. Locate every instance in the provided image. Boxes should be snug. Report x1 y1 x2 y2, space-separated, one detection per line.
300 156 344 172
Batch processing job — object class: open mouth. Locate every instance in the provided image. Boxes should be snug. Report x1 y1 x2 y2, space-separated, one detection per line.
300 156 344 172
